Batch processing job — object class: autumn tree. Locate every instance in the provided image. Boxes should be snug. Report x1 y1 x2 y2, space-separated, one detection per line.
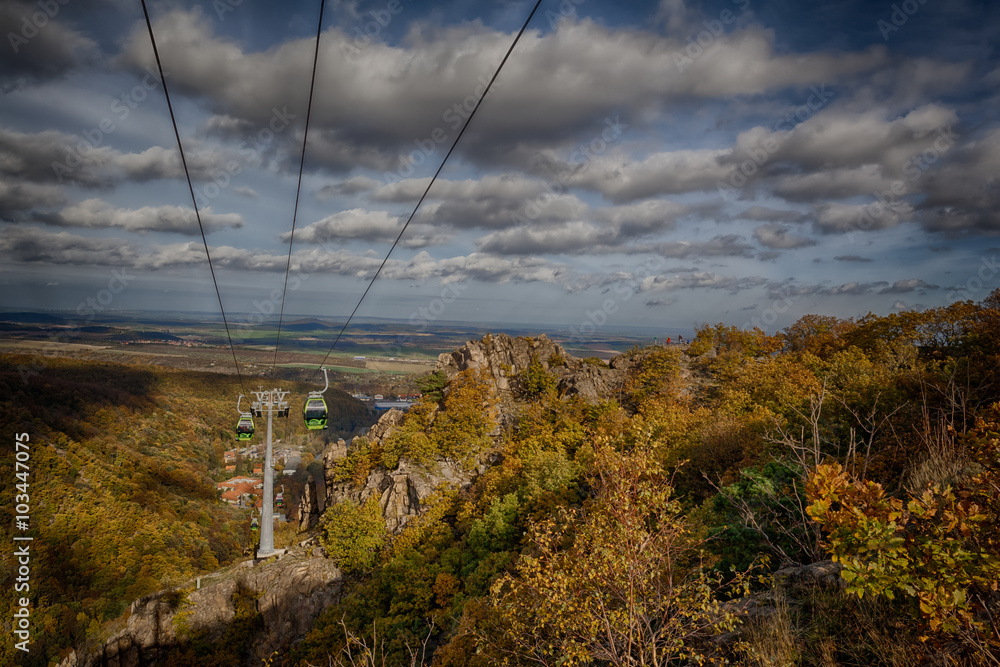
806 403 1000 656
486 443 749 666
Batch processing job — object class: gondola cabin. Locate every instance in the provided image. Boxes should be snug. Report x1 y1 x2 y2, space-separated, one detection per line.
250 516 259 532
303 396 328 430
276 491 284 508
235 414 255 440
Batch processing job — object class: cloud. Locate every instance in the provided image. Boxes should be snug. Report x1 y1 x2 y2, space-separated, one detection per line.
654 235 755 259
773 164 894 202
477 221 612 255
44 199 244 234
233 186 258 199
379 174 591 229
640 271 768 293
476 199 687 255
772 280 899 297
114 9 887 170
834 255 873 262
557 149 732 203
0 2 99 90
768 104 960 173
813 201 912 234
740 206 807 223
0 226 140 265
316 176 381 199
915 127 1000 234
753 223 816 249
0 180 66 217
879 278 938 294
289 208 447 248
0 128 225 188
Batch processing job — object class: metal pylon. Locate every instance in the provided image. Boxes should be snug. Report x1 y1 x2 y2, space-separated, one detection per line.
250 387 289 557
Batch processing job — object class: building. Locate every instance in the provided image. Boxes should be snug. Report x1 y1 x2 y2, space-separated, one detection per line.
374 400 416 411
217 477 263 505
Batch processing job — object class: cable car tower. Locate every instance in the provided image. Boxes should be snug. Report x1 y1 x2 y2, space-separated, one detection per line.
251 386 289 558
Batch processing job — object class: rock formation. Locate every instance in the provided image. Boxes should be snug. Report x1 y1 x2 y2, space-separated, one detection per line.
436 332 633 403
322 409 476 534
298 473 321 531
59 547 342 667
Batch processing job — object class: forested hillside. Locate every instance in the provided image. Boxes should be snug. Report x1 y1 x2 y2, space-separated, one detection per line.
283 292 1000 667
0 356 371 667
5 288 1000 667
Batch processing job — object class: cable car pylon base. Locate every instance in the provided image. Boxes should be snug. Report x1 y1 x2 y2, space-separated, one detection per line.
252 386 289 559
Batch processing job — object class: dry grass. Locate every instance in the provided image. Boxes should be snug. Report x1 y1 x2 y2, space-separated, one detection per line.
738 593 800 667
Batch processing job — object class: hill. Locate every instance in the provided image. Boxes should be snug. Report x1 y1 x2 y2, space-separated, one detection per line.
14 290 1000 667
0 355 373 667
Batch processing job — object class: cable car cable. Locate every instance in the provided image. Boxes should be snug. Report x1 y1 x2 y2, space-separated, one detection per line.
269 0 328 378
310 0 545 380
140 0 250 399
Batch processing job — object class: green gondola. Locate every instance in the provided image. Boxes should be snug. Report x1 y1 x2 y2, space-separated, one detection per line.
235 394 254 440
235 414 255 440
303 367 329 430
250 516 259 531
303 396 328 430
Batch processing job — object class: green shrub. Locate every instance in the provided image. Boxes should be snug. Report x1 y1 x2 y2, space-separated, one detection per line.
320 498 386 573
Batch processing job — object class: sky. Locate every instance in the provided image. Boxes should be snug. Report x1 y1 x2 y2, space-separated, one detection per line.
1 0 999 339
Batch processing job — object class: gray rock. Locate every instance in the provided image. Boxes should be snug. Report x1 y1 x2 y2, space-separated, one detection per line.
298 473 321 531
59 548 342 667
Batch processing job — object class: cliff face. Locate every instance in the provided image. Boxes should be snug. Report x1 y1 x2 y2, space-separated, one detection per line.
322 409 479 534
298 473 321 532
436 332 635 402
59 547 342 667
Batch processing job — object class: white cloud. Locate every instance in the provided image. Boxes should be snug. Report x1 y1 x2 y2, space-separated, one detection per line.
753 223 816 249
50 199 244 234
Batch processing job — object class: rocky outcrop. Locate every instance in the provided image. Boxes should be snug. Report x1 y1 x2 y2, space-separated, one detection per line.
298 473 321 531
320 409 477 534
326 458 477 533
437 333 638 404
59 547 342 667
557 363 627 402
436 333 579 393
364 409 406 444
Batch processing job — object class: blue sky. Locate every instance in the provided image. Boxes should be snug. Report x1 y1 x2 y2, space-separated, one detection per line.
1 0 999 337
